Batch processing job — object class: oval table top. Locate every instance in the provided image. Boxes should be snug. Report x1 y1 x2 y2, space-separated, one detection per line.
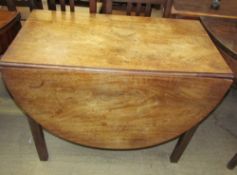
0 10 234 149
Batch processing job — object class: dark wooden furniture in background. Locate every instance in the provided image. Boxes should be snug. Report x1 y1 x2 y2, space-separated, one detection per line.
47 0 76 12
103 0 172 17
47 0 97 13
201 17 237 170
168 0 237 19
0 10 233 161
201 17 237 86
0 10 21 54
0 0 43 11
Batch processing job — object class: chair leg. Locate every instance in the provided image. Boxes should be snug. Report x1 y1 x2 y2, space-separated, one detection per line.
227 153 237 170
170 125 199 163
27 117 48 161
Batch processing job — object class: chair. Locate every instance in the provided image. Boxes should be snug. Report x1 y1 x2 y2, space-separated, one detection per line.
102 0 172 17
47 0 97 13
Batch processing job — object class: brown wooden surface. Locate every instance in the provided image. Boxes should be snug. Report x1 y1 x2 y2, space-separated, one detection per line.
200 17 237 86
200 17 237 58
0 10 19 29
0 10 232 76
0 10 233 150
2 67 232 149
0 10 21 54
172 0 237 19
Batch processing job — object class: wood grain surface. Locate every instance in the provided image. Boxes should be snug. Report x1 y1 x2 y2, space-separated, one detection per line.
0 10 233 150
2 67 232 149
0 10 232 75
0 10 19 29
172 0 237 19
0 10 21 54
201 17 237 58
219 48 237 86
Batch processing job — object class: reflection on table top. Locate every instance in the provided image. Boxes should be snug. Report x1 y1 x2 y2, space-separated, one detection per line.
0 10 231 76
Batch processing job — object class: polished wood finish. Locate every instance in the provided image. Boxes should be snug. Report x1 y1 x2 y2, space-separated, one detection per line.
1 67 232 149
201 17 237 59
47 0 97 13
1 10 232 75
0 10 233 152
227 153 237 170
201 17 237 86
171 0 237 19
0 10 21 54
170 124 198 162
104 0 166 16
28 117 48 161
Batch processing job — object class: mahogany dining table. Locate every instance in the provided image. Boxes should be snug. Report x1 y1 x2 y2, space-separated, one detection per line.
0 10 233 161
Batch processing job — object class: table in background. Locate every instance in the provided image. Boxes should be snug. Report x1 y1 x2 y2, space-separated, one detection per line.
170 0 237 19
0 10 21 54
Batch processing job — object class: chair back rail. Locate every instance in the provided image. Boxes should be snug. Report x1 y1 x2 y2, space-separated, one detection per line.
104 0 172 17
47 0 97 13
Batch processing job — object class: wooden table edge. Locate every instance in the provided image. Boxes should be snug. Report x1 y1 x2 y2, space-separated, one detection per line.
0 62 234 80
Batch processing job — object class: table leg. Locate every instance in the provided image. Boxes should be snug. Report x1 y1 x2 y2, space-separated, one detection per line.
27 117 48 161
170 125 199 163
227 153 237 170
